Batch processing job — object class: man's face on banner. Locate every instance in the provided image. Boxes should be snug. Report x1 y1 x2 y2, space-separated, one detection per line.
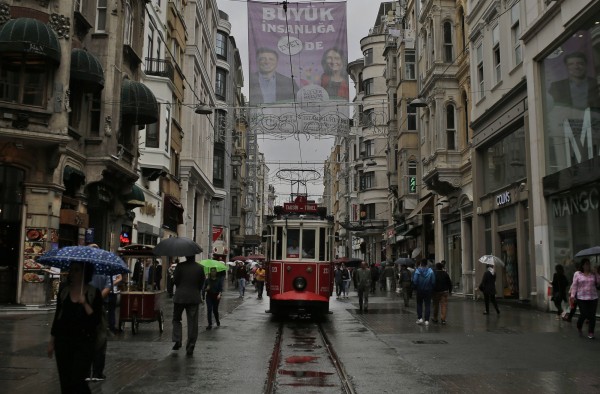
258 51 278 75
566 56 587 80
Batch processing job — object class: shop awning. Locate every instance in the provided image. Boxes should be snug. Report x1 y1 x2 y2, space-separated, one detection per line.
121 79 159 125
63 165 85 184
407 196 432 219
123 184 145 208
0 18 61 63
70 48 104 88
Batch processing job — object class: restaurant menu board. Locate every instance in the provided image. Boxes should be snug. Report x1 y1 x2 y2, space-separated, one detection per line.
22 228 59 283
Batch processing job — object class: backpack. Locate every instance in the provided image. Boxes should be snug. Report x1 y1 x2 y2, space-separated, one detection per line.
399 269 411 284
415 269 434 292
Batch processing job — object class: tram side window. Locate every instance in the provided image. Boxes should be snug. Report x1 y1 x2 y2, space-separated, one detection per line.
276 227 283 260
319 229 326 261
287 229 301 258
302 229 315 259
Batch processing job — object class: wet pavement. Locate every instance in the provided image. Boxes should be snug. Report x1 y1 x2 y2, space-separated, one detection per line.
1 282 599 393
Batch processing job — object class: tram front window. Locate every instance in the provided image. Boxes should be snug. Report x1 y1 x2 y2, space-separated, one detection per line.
287 229 301 258
302 229 315 258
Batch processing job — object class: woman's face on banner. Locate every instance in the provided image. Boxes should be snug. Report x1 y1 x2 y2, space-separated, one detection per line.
325 50 343 73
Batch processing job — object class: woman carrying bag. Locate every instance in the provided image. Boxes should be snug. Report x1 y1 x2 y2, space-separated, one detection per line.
569 258 600 339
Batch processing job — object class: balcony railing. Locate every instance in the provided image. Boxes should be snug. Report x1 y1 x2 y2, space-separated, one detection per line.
145 58 175 83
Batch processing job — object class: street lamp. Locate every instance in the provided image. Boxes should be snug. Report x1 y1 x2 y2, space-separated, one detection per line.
195 102 213 115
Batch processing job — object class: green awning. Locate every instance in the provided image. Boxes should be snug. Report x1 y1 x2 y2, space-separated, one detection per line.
63 165 86 185
0 18 61 63
70 48 104 88
124 184 145 208
121 79 159 125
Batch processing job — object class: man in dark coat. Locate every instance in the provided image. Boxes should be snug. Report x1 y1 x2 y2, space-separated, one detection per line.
172 256 205 356
548 51 600 110
479 264 500 315
249 47 299 104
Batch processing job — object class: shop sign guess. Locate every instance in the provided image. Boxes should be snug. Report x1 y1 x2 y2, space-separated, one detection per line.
496 191 511 206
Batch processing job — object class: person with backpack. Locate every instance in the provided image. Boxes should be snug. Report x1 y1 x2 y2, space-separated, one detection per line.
412 259 435 326
399 264 412 307
432 262 452 324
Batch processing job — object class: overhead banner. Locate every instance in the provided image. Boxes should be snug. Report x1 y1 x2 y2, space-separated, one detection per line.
247 1 349 137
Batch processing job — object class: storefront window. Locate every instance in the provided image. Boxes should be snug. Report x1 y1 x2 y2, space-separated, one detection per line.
484 215 492 254
445 221 462 292
497 205 516 227
549 184 600 276
481 126 526 194
541 14 600 175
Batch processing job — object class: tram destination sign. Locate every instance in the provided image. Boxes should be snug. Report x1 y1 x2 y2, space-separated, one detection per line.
284 201 318 213
284 195 318 213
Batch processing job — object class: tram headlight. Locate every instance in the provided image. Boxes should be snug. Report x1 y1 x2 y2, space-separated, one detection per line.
293 276 307 291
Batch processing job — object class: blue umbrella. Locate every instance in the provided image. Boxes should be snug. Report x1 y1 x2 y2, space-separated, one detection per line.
38 246 129 275
575 246 600 258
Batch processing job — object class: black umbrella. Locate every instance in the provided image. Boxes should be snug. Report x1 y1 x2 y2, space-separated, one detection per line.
575 246 600 258
153 237 203 257
394 257 414 266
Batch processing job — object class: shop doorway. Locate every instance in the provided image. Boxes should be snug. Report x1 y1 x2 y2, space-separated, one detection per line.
0 166 25 304
500 232 518 298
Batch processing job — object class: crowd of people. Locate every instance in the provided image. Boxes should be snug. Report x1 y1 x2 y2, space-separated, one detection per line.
47 250 599 393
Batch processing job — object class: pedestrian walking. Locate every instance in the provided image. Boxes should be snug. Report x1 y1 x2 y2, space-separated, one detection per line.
569 258 600 339
370 263 379 294
479 264 500 315
383 262 396 292
203 267 223 330
87 272 111 381
355 261 371 312
341 264 351 299
255 263 266 299
413 259 435 326
432 262 452 324
398 264 412 307
236 262 248 298
172 255 205 356
551 264 569 319
107 274 122 334
334 265 343 298
48 262 103 394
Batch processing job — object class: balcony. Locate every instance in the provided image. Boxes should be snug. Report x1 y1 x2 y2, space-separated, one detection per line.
145 58 175 83
422 150 463 196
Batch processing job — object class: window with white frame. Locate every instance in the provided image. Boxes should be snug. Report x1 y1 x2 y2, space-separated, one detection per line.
492 24 501 84
147 25 154 61
215 68 227 100
364 48 373 66
405 50 415 80
511 4 522 66
446 104 456 150
216 31 227 59
363 78 374 95
443 21 453 63
476 42 484 100
364 140 373 157
96 0 107 32
124 0 133 45
407 104 416 130
360 172 375 190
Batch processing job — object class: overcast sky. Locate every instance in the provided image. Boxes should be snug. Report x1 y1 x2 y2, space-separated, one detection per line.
216 0 377 204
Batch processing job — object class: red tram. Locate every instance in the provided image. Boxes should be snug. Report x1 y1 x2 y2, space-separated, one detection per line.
265 195 334 316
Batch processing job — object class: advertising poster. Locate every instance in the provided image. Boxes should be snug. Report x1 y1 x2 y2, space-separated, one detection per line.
247 1 349 137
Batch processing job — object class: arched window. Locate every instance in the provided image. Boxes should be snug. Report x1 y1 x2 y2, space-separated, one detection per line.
443 21 453 63
407 160 417 194
446 104 456 150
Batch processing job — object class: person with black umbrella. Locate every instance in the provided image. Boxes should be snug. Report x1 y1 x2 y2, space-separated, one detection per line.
172 255 205 356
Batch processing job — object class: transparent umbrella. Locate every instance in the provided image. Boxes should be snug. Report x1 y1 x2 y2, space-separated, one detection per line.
478 255 505 267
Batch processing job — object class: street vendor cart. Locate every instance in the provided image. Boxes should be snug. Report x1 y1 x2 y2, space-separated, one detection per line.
118 244 165 334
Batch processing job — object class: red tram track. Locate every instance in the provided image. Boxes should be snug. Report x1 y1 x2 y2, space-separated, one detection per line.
264 320 356 394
